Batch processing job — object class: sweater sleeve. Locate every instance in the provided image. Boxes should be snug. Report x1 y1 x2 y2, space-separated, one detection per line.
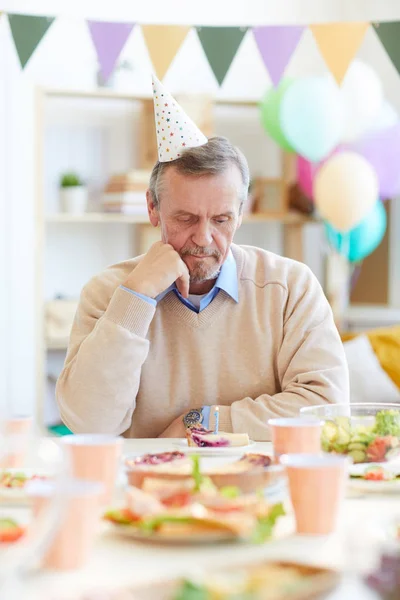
209 264 349 441
56 278 156 436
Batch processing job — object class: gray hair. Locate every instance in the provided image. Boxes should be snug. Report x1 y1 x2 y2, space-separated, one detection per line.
149 136 250 212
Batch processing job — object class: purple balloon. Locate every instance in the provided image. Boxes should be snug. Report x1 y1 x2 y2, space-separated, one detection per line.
349 122 400 199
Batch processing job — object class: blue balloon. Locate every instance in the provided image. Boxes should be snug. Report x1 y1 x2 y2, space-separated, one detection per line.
325 201 387 263
280 75 344 162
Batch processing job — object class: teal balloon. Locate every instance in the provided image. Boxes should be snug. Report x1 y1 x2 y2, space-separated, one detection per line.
280 75 344 162
325 200 387 263
259 79 295 152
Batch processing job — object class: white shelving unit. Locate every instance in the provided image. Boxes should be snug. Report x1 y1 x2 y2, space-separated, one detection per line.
34 86 316 431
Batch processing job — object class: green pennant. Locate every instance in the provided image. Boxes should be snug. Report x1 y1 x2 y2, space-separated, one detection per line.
8 14 55 69
196 26 248 85
374 22 400 75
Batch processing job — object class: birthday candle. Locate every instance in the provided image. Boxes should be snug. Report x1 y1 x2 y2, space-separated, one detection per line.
214 406 219 434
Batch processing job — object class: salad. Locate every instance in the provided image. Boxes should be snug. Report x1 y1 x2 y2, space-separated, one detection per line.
321 409 400 463
0 518 25 543
0 471 47 488
172 563 337 600
105 455 284 543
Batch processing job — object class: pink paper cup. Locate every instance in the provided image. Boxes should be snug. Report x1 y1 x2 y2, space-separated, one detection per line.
280 453 349 535
268 417 323 460
31 479 103 571
1 416 33 468
61 434 122 506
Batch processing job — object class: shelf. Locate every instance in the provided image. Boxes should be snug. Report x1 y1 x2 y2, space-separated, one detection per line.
45 212 314 225
46 213 150 224
42 88 258 107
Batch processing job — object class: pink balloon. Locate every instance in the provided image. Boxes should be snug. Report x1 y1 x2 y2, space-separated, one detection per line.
296 155 316 199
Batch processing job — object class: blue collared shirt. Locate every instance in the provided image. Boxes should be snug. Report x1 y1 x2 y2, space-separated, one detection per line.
121 250 238 313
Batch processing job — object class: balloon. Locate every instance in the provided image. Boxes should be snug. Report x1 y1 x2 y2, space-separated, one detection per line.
349 122 400 199
296 155 316 198
325 200 386 263
280 75 344 162
260 79 296 152
367 100 398 134
314 151 379 232
340 60 383 142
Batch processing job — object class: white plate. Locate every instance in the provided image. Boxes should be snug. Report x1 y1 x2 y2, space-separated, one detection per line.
348 459 400 478
0 469 49 505
172 439 256 456
107 523 241 545
348 477 400 494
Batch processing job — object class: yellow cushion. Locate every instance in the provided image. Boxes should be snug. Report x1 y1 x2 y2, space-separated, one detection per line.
342 326 400 390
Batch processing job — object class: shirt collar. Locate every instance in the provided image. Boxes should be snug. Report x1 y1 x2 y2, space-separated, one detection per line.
156 249 238 303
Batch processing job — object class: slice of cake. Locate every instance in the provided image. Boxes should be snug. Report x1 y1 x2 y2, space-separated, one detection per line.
186 426 250 448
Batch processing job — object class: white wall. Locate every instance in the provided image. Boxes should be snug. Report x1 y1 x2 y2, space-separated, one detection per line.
2 0 400 419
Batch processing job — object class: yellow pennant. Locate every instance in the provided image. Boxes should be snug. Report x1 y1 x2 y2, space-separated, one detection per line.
141 25 191 81
310 22 369 84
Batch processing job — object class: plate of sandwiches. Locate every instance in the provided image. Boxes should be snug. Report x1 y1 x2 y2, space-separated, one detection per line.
124 451 284 494
74 561 338 600
105 455 286 545
348 463 400 494
0 469 49 505
173 425 255 455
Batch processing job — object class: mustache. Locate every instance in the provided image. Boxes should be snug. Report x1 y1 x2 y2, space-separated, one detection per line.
180 246 221 259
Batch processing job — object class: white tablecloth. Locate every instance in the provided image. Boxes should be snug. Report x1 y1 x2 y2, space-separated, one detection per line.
9 439 399 600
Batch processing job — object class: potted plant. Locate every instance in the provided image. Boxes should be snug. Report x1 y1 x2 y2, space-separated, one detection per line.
59 172 88 214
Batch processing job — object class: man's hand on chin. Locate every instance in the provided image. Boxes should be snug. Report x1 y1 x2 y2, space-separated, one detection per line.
158 414 186 438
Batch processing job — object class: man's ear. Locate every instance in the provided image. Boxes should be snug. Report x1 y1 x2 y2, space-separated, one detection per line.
147 189 159 227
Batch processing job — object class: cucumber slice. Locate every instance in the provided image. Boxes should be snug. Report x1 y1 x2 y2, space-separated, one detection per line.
348 442 367 451
321 438 331 452
336 427 351 446
335 416 351 433
348 449 367 463
322 421 338 442
331 443 349 454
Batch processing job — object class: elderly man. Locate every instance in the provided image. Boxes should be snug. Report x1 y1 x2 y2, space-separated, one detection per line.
56 78 348 440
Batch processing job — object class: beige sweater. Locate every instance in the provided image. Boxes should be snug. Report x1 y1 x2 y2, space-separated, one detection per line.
56 244 349 440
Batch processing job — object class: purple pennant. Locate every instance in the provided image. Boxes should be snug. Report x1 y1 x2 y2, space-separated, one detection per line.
253 26 304 86
87 21 135 82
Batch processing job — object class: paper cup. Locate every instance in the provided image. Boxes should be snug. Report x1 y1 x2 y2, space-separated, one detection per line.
61 434 122 505
268 417 323 459
30 479 102 571
280 453 348 535
1 416 33 468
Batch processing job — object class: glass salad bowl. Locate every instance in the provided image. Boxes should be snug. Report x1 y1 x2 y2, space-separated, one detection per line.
300 403 400 464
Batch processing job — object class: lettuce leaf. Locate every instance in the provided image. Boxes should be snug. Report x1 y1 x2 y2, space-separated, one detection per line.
374 410 400 437
251 502 285 544
173 580 209 600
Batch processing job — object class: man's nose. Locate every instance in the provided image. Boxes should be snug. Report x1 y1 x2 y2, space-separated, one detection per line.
192 222 213 247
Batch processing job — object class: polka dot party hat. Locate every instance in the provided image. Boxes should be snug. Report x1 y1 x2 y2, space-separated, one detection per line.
152 75 208 162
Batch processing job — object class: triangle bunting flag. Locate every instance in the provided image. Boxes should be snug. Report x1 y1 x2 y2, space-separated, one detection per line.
196 26 248 86
87 21 135 83
8 14 55 69
310 22 369 84
141 25 191 81
374 22 400 77
253 26 304 86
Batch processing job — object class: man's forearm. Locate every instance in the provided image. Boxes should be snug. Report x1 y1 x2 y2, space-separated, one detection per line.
56 287 155 435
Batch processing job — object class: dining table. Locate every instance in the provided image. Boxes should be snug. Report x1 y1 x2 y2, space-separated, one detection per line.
9 437 400 600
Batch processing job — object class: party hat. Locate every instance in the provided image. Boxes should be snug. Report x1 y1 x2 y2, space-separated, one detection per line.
152 75 208 162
